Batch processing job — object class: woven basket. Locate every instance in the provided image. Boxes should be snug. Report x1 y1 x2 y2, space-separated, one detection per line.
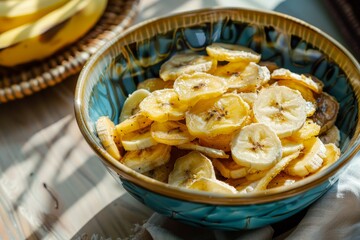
0 0 139 103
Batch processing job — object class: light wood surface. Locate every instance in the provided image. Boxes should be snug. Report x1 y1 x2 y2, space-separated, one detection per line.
0 0 350 239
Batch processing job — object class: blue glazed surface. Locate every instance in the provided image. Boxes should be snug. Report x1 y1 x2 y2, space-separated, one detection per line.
120 176 332 229
82 11 359 230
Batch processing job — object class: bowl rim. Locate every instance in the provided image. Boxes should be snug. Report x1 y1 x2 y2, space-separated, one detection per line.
74 7 360 205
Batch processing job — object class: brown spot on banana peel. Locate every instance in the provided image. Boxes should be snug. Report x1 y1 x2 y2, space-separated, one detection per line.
39 18 70 43
312 92 339 134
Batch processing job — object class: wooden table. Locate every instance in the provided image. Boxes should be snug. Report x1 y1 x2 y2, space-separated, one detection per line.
0 0 352 239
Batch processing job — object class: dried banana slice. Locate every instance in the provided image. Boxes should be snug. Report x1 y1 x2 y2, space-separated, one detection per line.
139 89 188 122
168 151 216 188
254 151 301 191
122 143 171 173
115 113 153 136
121 126 157 151
267 172 301 189
177 141 229 159
186 93 249 137
96 116 122 160
281 138 304 157
221 62 270 91
311 92 339 134
316 143 341 171
206 43 261 63
173 72 227 104
159 53 216 81
212 158 248 179
231 123 282 170
188 177 237 194
290 119 321 141
143 160 174 183
253 85 307 138
285 137 326 177
137 78 174 92
319 125 340 147
238 92 258 108
151 121 195 145
277 79 317 117
198 133 233 152
119 89 150 122
271 68 322 94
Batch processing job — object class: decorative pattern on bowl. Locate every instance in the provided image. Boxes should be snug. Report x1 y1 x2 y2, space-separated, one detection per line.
75 8 360 230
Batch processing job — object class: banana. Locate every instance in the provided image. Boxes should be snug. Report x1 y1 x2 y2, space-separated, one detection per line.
221 62 270 91
254 151 300 191
319 125 340 147
285 137 326 177
212 158 248 179
271 68 323 94
150 121 195 145
245 169 267 181
115 113 153 136
188 177 237 194
96 116 122 160
290 119 321 141
139 89 188 122
168 151 216 188
253 85 307 138
238 92 258 109
186 93 249 138
121 126 158 151
213 61 249 77
137 78 174 92
231 123 282 170
121 143 171 173
267 172 301 189
316 143 341 172
119 89 151 122
0 0 107 66
173 72 227 105
198 133 233 152
206 43 261 63
143 159 174 183
176 141 229 159
276 79 317 117
159 53 217 81
311 92 339 134
0 0 69 33
281 138 304 157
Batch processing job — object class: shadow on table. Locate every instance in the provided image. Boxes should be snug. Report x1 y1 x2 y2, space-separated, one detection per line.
71 193 153 240
0 78 112 239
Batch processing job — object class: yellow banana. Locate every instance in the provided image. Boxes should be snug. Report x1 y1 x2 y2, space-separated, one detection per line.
0 0 69 33
212 158 248 179
177 141 229 159
168 151 216 188
122 143 171 173
285 137 326 177
119 89 151 122
151 121 195 145
96 116 122 160
188 177 237 194
0 0 107 66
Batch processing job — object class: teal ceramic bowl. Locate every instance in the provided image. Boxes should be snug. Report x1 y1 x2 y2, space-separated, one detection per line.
75 8 360 230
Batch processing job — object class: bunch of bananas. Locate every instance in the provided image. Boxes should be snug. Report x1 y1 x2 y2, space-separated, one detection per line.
0 0 108 67
96 43 341 194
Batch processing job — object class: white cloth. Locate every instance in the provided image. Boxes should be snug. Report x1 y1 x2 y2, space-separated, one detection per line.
130 153 360 240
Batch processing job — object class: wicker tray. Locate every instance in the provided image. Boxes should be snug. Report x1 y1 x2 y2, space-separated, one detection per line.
0 0 139 103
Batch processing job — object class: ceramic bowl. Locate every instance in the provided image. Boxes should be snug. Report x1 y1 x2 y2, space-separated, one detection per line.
74 8 360 230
